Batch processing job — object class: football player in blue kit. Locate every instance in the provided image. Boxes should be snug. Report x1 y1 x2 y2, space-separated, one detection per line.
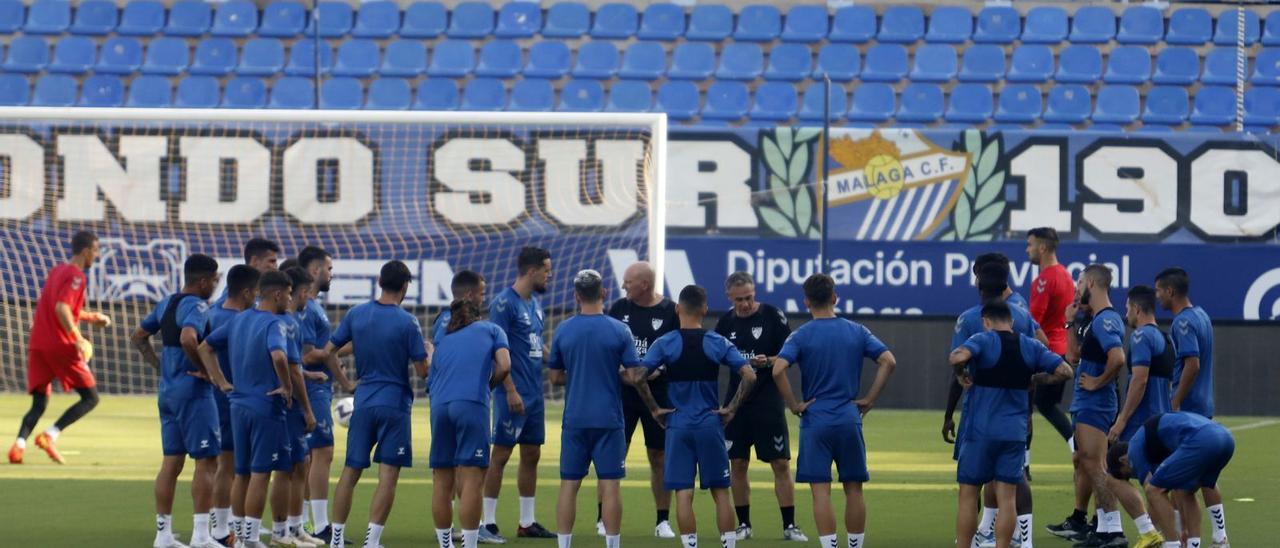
431 270 486 346
270 265 321 547
213 238 280 307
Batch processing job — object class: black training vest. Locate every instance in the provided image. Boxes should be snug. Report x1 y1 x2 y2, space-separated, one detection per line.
160 293 207 348
1149 329 1175 379
1142 413 1172 466
1079 308 1116 365
665 329 719 383
973 331 1032 389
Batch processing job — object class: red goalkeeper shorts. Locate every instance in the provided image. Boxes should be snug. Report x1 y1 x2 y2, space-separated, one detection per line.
27 347 95 395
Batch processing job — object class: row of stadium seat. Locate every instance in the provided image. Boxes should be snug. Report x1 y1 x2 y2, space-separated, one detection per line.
2 0 1277 47
8 35 1280 87
3 73 1274 130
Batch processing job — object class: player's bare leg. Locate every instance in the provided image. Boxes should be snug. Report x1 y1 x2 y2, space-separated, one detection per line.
432 468 457 541
709 486 737 547
1143 484 1178 541
993 481 1018 548
438 466 485 548
556 478 582 544
268 466 294 543
1200 486 1228 546
307 446 334 536
357 463 400 548
329 466 363 547
245 471 274 547
154 455 187 547
810 482 836 538
188 456 218 547
843 481 867 546
290 458 321 544
1077 425 1123 543
1176 490 1201 544
957 483 981 548
482 444 513 528
212 451 235 541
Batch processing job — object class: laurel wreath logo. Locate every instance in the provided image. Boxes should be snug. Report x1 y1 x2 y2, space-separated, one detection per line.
938 130 1006 242
757 127 822 238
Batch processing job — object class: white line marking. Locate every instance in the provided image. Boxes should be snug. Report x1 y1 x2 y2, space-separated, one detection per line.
1228 419 1280 432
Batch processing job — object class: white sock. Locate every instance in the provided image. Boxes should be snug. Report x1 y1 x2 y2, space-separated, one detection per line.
273 520 287 538
1102 510 1122 533
1017 514 1033 546
1095 509 1106 532
13 437 25 449
482 497 498 526
846 532 865 548
1067 436 1075 453
245 518 262 544
231 516 244 544
1187 537 1201 548
44 426 61 441
155 514 173 541
819 533 838 548
289 514 304 536
518 496 536 528
310 499 330 531
681 532 697 547
436 527 454 548
979 507 997 535
722 531 737 548
330 523 345 548
1134 513 1155 535
1162 543 1181 548
192 512 212 543
1173 510 1182 534
212 507 231 538
1207 503 1227 542
364 522 384 548
462 529 479 548
557 533 572 548
605 534 620 548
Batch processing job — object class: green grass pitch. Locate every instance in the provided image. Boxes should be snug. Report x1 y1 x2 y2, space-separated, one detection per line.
0 394 1273 546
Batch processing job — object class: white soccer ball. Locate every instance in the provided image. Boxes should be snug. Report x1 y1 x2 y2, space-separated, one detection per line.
333 397 355 428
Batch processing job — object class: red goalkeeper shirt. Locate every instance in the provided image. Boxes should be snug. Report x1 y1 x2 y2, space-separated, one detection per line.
29 263 87 352
1030 263 1074 355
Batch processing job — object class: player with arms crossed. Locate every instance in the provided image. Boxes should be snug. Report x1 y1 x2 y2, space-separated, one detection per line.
132 254 226 548
772 273 898 548
10 230 111 465
323 260 429 548
714 272 807 542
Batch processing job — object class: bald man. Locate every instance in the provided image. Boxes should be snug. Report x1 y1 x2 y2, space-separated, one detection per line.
604 262 680 538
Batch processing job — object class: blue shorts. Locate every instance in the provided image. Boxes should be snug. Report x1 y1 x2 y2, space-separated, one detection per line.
561 427 626 481
797 422 869 484
430 401 490 469
492 394 545 447
214 391 234 452
1072 409 1116 434
1149 426 1235 491
957 439 1025 485
345 405 413 469
231 403 291 475
159 395 221 460
285 408 309 465
306 387 334 449
664 425 730 491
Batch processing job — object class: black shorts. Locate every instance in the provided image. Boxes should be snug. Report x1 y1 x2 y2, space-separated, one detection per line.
724 405 790 462
622 384 668 451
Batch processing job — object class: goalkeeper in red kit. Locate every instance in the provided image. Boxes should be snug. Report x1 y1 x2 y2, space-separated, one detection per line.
9 231 113 465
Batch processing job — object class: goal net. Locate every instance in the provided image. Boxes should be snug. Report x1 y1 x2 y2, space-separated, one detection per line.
0 107 667 399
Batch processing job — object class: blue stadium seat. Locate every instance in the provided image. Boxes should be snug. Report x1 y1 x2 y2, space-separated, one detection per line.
401 2 445 38
320 77 363 109
238 39 285 76
474 40 519 78
1166 8 1212 45
1214 9 1260 46
764 44 812 81
606 80 652 112
799 84 847 121
1153 48 1199 85
959 45 1005 83
1185 126 1224 134
668 43 714 80
126 75 171 107
0 1 22 34
1070 6 1115 44
716 43 763 81
0 74 28 105
1252 48 1280 85
366 78 411 110
177 75 221 108
165 1 211 36
495 1 540 38
461 78 504 111
306 2 353 38
655 81 699 120
414 79 459 110
78 75 123 107
558 79 605 112
96 37 142 74
118 1 163 35
945 84 993 123
380 40 426 77
830 5 875 43
351 1 399 39
687 5 731 41
1092 86 1139 124
897 83 943 122
973 6 1019 44
994 84 1042 123
333 40 379 77
25 0 69 34
524 41 570 78
1190 86 1235 126
448 2 494 39
619 42 664 80
910 44 957 82
1265 12 1280 46
1023 6 1067 44
927 7 972 43
428 40 474 77
285 40 333 76
543 2 588 38
508 78 553 111
32 74 76 106
4 37 47 74
1043 84 1091 124
269 77 315 109
783 5 828 43
1202 49 1241 85
879 6 923 43
48 36 95 74
573 41 620 79
592 3 637 39
814 44 859 82
71 1 117 35
1245 87 1280 126
702 81 749 120
735 5 781 42
861 44 908 82
212 1 257 37
750 82 798 121
1008 46 1053 83
1117 6 1163 45
141 37 189 75
1136 125 1174 134
260 1 306 37
1142 86 1189 125
848 83 895 122
1056 46 1102 83
1104 46 1150 84
190 38 237 76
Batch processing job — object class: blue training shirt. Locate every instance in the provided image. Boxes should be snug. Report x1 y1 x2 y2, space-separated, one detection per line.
959 331 1063 442
951 303 1040 350
297 299 333 387
206 308 291 416
489 287 545 401
1006 292 1029 311
206 303 241 383
1070 308 1125 416
429 320 509 407
1126 412 1218 485
548 314 642 430
1127 324 1173 427
1171 306 1214 417
330 301 428 413
642 329 747 430
140 293 211 401
431 309 451 346
777 317 889 427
